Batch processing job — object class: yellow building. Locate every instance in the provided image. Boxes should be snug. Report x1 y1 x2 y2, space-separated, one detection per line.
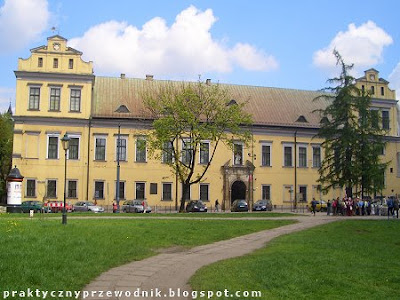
12 36 400 211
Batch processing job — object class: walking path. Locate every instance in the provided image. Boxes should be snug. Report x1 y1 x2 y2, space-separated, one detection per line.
80 214 387 300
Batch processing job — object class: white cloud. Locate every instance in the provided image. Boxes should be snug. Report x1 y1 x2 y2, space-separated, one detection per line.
0 0 50 53
313 21 393 76
69 6 278 78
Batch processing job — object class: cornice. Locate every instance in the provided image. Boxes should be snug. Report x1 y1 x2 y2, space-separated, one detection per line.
14 71 95 83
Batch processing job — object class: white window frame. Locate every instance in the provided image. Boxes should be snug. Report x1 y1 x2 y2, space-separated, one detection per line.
199 183 209 201
67 134 81 160
261 142 272 167
69 88 82 112
233 142 244 166
199 141 210 164
115 135 128 162
135 182 146 200
48 86 61 112
26 178 37 198
135 136 147 162
47 133 60 159
282 143 294 167
162 182 173 201
312 145 322 168
94 135 107 161
297 144 308 168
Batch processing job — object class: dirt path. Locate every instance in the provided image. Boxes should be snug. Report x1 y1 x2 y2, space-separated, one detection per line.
80 215 340 300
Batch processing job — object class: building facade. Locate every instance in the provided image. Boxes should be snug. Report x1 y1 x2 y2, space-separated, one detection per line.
11 36 400 210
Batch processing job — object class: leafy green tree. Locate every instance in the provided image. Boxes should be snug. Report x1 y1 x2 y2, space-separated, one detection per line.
314 51 387 198
143 80 252 212
0 111 13 201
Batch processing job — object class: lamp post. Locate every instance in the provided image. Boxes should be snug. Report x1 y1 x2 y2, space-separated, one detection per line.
61 133 70 225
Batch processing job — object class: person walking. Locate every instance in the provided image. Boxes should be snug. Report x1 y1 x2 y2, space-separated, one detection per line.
327 200 332 216
215 199 220 212
393 197 399 219
311 198 317 216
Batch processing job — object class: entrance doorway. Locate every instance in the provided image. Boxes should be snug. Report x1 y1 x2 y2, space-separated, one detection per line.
231 181 246 204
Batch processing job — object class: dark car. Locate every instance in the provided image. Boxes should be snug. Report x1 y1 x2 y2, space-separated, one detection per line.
21 200 43 213
186 200 208 212
231 199 248 212
252 199 273 211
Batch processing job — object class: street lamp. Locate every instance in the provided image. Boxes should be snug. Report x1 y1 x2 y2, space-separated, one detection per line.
61 133 70 225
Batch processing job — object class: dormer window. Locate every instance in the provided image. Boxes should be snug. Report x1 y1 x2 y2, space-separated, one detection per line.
296 115 308 123
53 58 59 68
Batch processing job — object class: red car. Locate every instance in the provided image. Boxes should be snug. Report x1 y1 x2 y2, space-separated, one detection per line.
44 201 73 213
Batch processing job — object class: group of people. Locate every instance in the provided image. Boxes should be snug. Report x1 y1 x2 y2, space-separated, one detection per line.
311 196 399 218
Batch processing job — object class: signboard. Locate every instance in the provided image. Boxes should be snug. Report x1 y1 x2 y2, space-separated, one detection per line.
7 181 22 205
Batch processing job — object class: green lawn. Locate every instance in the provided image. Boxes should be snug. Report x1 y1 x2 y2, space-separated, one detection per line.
190 220 400 300
0 217 294 299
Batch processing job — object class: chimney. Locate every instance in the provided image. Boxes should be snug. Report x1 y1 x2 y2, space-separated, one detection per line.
146 74 154 81
206 78 211 85
120 73 126 79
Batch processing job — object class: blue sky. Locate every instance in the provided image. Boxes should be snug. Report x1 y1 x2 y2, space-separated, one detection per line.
1 0 400 113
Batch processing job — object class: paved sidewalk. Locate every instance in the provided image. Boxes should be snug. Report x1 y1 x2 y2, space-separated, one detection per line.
81 215 341 300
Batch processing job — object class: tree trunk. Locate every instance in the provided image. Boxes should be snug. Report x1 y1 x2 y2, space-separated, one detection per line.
179 182 191 212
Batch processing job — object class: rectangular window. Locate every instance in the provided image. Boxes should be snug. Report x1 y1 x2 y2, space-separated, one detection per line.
136 138 147 162
312 146 321 168
162 141 173 163
115 181 125 200
26 179 36 197
136 182 145 199
299 186 307 202
233 143 243 165
70 89 81 112
69 59 74 69
150 183 157 195
382 110 390 130
381 86 385 96
262 185 271 200
182 139 192 165
29 87 40 110
162 183 172 201
116 137 127 161
95 137 106 161
284 146 293 167
94 181 104 199
38 57 43 68
47 180 57 198
371 86 375 95
298 146 307 168
67 180 77 198
49 87 61 111
47 135 59 159
68 137 79 160
261 144 271 166
200 142 210 164
200 184 209 201
53 58 58 68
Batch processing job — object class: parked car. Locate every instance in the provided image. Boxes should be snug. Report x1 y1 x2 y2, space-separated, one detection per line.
252 199 273 211
44 201 74 213
186 200 208 212
231 199 248 212
309 200 327 212
73 201 104 213
21 200 43 213
122 200 145 213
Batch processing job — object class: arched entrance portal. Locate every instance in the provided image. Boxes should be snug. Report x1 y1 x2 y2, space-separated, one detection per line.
231 181 246 204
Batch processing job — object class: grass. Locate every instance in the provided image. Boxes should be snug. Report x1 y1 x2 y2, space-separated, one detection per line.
0 217 294 299
190 220 400 300
0 211 297 219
